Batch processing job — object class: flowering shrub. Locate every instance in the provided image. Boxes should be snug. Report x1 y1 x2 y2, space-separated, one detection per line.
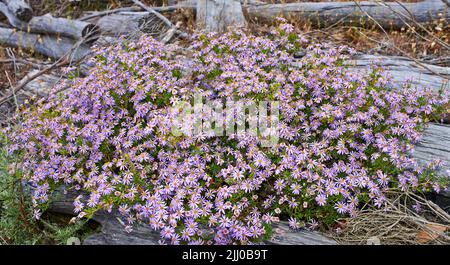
6 22 449 245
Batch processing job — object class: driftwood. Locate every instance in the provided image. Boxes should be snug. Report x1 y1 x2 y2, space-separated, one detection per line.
197 0 247 32
247 0 450 29
1 0 32 22
0 27 91 60
21 71 61 97
0 3 99 42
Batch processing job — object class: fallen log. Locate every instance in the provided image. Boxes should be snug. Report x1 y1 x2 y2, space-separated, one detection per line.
26 14 100 43
347 54 450 203
95 12 173 39
1 0 32 22
247 0 450 29
0 27 91 60
348 54 450 93
0 3 99 42
5 71 62 106
128 0 449 30
414 123 450 209
21 70 61 97
95 13 155 36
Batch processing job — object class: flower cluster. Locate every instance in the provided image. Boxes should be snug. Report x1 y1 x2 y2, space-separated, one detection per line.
6 22 449 244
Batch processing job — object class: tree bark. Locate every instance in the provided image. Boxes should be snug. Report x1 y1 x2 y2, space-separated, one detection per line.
196 0 247 32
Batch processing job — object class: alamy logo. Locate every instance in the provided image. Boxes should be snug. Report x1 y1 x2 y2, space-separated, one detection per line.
171 93 280 147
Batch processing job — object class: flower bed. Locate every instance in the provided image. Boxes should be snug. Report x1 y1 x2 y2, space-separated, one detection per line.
6 22 449 245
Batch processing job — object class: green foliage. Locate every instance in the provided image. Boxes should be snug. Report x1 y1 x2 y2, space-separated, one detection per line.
0 133 99 244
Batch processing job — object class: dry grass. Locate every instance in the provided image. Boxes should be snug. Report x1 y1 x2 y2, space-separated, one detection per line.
332 190 450 245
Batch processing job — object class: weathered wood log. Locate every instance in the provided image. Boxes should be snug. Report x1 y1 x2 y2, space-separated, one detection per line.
2 0 32 22
6 71 62 105
0 27 91 60
95 12 173 39
26 14 100 43
21 70 61 97
348 54 450 93
141 0 450 30
266 222 336 245
247 0 450 29
291 53 449 94
0 3 99 42
196 0 247 32
95 13 151 36
414 124 450 208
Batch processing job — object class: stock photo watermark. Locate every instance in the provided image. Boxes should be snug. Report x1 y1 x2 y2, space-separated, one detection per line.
170 93 280 147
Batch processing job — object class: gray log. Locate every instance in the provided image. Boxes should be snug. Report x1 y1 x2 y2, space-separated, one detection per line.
0 27 91 61
414 123 450 207
349 54 450 94
106 0 449 30
0 3 99 42
2 0 32 22
95 13 172 39
291 53 449 94
344 55 450 206
27 14 100 43
95 13 148 36
266 222 336 245
196 0 247 32
20 70 61 96
247 0 450 29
